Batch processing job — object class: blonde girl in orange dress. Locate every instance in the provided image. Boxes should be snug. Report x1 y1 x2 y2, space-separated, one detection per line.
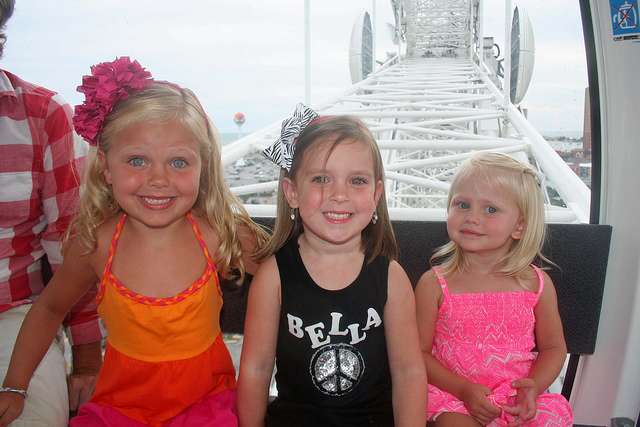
0 57 267 427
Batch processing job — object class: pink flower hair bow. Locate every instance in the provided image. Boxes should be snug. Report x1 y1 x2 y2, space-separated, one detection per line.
73 57 154 146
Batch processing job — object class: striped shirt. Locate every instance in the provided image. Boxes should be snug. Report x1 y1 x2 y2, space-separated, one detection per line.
0 69 103 345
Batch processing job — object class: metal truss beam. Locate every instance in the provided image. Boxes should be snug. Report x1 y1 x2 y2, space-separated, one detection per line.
222 1 590 225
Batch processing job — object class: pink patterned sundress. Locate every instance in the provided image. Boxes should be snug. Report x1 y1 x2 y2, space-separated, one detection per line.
427 266 573 426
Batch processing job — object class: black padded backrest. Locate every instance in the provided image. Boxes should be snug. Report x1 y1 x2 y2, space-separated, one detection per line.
220 219 612 356
543 224 611 354
219 218 274 334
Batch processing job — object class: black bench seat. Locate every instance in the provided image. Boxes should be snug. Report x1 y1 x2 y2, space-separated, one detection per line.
220 219 612 400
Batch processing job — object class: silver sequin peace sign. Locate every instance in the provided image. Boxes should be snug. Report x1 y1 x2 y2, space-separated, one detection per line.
310 343 365 396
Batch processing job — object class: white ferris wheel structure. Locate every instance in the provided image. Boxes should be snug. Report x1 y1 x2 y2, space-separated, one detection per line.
221 0 591 225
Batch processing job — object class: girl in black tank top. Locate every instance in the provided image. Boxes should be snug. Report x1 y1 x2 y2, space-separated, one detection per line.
237 109 428 426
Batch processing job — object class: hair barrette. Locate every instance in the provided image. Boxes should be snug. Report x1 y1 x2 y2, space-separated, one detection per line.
533 169 546 187
262 103 319 171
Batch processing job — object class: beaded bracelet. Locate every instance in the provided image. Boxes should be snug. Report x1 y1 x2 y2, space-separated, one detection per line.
0 387 28 398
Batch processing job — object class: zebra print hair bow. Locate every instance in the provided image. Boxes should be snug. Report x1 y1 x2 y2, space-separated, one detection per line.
262 103 319 171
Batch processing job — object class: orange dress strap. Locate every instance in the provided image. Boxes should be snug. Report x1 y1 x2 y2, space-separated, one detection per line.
186 212 222 296
95 213 127 305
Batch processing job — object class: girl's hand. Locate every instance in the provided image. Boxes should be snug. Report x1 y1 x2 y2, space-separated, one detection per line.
460 382 501 425
0 391 25 427
503 378 540 426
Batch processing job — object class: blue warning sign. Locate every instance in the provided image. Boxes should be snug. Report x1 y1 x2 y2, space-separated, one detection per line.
610 0 640 36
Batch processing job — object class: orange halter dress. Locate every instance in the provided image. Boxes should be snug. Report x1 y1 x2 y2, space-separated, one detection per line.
73 213 237 426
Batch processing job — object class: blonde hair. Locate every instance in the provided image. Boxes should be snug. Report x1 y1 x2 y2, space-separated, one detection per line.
65 83 268 281
257 115 397 263
431 151 548 291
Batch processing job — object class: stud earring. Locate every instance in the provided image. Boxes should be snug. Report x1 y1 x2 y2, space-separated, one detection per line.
372 210 378 225
290 208 296 221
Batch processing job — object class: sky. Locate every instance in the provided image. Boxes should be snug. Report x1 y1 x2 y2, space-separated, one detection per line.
1 0 588 135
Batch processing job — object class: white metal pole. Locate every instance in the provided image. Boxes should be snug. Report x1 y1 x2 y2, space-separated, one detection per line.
468 0 473 60
372 0 377 67
305 0 311 105
503 0 512 111
396 1 402 59
478 0 484 71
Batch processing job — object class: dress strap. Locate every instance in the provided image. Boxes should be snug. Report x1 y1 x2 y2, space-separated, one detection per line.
432 266 452 299
97 213 127 303
530 264 545 295
186 212 221 296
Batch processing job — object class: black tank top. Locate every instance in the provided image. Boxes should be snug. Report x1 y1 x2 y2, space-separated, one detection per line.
266 240 394 426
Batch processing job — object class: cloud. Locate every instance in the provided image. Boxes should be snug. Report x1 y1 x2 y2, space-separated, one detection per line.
2 0 587 134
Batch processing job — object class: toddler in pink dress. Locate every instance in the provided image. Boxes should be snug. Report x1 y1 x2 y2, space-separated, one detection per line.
416 152 573 426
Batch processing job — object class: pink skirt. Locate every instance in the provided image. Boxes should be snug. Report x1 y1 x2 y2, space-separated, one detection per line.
70 389 237 427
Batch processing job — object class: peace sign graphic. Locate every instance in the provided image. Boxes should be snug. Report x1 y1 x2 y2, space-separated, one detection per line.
310 343 365 396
